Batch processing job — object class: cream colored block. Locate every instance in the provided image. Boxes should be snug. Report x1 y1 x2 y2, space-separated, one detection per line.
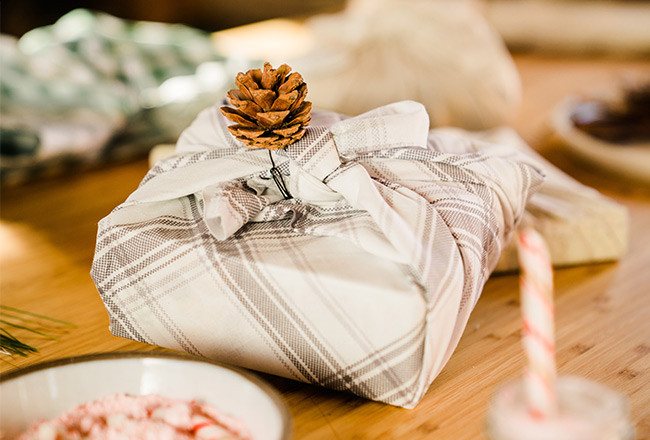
465 127 629 272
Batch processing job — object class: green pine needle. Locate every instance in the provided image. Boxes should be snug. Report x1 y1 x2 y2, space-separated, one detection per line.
0 305 76 327
0 328 38 357
0 306 76 357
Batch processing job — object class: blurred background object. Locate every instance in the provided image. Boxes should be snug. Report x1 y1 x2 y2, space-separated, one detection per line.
0 0 346 37
0 9 235 185
548 81 650 185
484 0 650 57
294 0 522 129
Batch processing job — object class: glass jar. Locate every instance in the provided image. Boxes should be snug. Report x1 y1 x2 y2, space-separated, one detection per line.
485 376 635 440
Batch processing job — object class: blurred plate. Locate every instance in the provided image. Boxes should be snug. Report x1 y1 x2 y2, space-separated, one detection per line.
551 97 650 184
0 352 292 439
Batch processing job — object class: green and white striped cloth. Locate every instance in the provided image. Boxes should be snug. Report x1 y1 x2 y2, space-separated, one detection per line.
1 9 239 185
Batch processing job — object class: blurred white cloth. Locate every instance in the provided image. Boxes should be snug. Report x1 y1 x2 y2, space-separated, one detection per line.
92 100 544 408
293 0 521 129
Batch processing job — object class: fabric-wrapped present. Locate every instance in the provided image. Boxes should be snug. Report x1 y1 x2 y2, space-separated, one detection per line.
91 100 544 408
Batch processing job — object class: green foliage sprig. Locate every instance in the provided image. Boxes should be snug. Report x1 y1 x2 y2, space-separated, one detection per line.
0 305 76 357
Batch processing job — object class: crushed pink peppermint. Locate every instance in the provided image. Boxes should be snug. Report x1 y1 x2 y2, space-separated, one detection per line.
17 393 252 440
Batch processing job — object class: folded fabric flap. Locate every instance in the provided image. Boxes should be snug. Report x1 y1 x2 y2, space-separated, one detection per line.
276 126 342 181
201 180 277 241
325 163 432 287
330 100 430 157
124 148 271 205
425 131 546 260
174 103 243 155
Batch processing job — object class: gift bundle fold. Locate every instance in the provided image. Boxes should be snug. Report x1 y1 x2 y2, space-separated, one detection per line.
92 100 544 408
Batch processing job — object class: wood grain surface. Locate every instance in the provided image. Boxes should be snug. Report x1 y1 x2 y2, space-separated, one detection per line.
1 55 649 439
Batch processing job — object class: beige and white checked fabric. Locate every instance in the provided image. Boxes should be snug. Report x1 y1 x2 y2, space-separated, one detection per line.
91 100 544 408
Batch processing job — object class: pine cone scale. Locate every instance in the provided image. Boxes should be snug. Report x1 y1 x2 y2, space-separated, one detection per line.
249 69 263 84
229 100 262 120
277 73 303 95
227 90 246 101
220 107 257 128
257 111 291 129
270 90 299 111
251 89 277 111
236 72 259 94
288 86 307 112
228 125 265 139
288 102 312 125
272 124 301 137
275 64 292 78
261 69 281 90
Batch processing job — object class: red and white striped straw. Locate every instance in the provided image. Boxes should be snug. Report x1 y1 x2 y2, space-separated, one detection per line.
517 227 558 418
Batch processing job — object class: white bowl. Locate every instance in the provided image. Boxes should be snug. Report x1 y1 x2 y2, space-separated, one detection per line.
0 352 292 439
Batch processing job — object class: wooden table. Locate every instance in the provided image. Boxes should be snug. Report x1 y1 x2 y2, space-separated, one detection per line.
2 55 650 439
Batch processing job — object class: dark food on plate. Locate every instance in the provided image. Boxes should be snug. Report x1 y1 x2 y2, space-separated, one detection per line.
571 83 650 144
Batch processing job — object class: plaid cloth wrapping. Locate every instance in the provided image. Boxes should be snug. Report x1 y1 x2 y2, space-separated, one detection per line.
91 100 544 408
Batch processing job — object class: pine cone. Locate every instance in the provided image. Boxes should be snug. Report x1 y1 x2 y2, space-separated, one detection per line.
220 62 312 150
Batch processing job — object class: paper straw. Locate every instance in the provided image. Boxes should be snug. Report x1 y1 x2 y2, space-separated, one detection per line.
517 227 557 418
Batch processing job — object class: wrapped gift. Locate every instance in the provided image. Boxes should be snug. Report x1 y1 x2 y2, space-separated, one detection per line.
91 98 543 408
